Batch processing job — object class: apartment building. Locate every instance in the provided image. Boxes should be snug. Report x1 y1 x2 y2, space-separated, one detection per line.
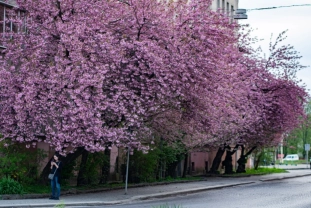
211 0 239 17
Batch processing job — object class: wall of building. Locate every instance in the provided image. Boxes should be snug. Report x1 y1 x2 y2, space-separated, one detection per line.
37 142 52 173
109 145 120 180
189 147 254 175
189 152 211 175
210 0 238 16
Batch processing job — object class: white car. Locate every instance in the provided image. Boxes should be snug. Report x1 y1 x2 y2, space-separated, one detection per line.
283 154 299 161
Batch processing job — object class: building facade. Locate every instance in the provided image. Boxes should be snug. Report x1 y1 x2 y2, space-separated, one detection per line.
211 0 238 14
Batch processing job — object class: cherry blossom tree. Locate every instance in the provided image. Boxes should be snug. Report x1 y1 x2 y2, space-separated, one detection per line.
0 0 242 153
0 0 307 162
218 30 308 173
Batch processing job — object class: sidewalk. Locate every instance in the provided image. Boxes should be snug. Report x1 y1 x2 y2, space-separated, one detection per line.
266 163 311 170
1 169 311 208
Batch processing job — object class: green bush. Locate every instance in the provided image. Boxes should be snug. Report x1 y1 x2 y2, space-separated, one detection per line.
0 176 24 195
0 140 47 185
128 149 160 183
77 151 110 185
258 148 275 166
125 140 187 183
61 159 76 186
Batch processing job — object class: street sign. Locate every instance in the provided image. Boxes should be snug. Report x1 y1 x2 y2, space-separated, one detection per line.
235 9 247 14
233 9 248 20
233 14 248 19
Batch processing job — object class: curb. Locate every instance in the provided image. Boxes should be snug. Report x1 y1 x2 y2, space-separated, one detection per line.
0 201 126 208
132 181 255 201
260 173 311 182
0 194 50 200
0 182 255 208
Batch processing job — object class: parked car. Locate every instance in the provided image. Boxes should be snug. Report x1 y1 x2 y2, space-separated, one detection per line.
283 154 299 161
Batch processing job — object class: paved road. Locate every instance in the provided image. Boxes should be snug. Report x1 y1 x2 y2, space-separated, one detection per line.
78 176 311 208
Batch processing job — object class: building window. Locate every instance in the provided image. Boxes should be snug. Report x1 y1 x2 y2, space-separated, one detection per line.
21 11 27 33
222 0 225 13
0 2 27 48
217 0 220 9
0 5 5 35
6 9 19 34
227 2 230 16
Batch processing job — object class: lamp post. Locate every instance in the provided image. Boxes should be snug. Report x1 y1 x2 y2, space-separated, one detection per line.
280 139 283 164
305 144 310 168
125 146 130 195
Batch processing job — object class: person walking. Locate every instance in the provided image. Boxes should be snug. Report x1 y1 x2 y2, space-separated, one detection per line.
49 154 62 200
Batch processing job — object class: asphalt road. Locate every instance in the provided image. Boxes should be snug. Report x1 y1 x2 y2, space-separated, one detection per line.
70 176 311 208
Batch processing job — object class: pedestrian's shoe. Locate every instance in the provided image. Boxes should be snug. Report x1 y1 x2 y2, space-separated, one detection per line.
49 196 55 200
54 197 59 200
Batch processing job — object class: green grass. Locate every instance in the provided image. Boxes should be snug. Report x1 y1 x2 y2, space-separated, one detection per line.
23 184 75 194
222 167 288 177
54 201 65 208
157 176 202 182
246 167 287 175
23 185 50 194
74 182 124 191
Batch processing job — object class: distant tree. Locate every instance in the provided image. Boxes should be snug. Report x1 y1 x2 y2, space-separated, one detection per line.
211 30 308 173
284 100 311 158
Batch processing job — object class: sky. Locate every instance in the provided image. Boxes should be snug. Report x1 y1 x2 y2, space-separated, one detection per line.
238 0 311 93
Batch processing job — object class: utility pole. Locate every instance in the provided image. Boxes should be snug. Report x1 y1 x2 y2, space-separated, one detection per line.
125 146 130 195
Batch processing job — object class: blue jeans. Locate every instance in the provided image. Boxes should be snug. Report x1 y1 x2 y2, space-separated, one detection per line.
51 176 61 198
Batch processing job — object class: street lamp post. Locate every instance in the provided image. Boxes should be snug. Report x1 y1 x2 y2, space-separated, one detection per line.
280 140 283 164
125 146 130 195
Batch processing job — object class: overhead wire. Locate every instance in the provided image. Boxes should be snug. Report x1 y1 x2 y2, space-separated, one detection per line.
247 4 311 11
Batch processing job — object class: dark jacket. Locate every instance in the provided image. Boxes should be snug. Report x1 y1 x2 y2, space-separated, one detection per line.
51 161 62 182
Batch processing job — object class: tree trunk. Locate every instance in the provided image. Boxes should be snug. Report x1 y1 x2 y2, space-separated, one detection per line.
38 147 85 185
254 151 263 170
182 153 188 178
223 150 233 174
209 147 225 174
237 146 257 173
222 145 239 174
99 148 111 184
77 150 89 186
167 161 178 178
